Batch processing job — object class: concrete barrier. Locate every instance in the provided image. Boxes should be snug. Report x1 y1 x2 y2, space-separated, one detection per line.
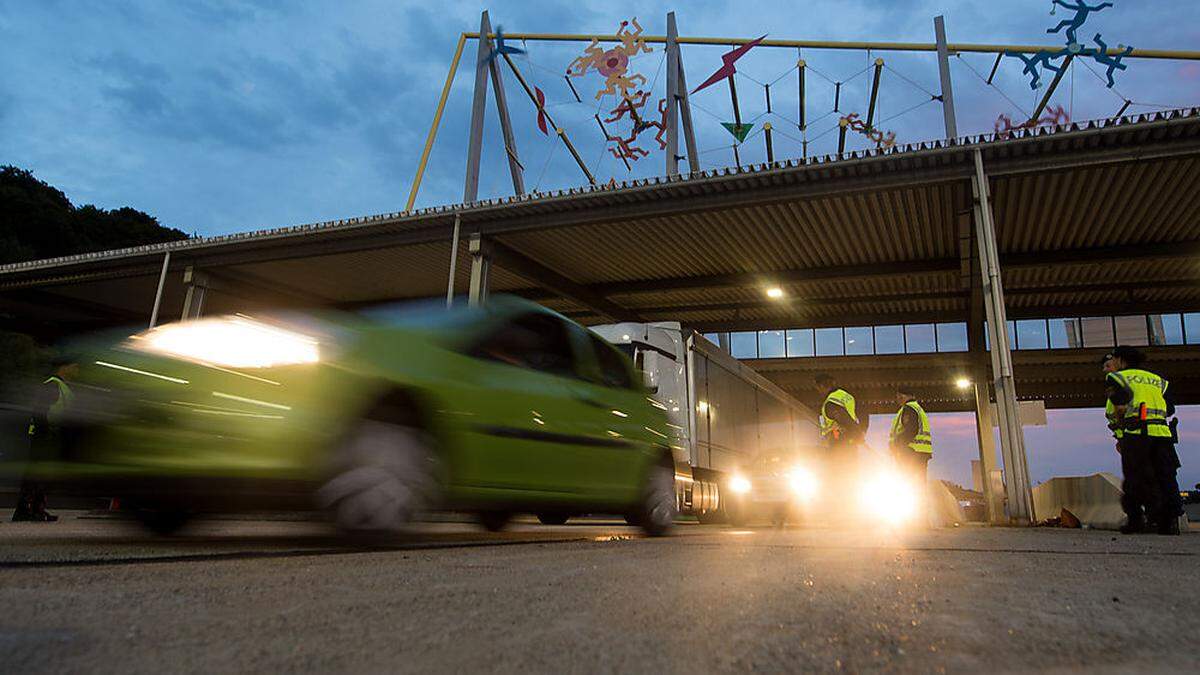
1033 473 1127 530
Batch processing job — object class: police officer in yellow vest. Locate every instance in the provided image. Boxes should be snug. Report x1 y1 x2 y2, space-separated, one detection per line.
1103 346 1183 536
815 374 864 507
888 385 932 486
12 357 77 522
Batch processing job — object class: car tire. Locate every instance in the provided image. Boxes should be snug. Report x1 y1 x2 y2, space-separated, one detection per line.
536 513 569 526
134 507 191 536
478 510 512 532
317 419 438 533
633 461 677 537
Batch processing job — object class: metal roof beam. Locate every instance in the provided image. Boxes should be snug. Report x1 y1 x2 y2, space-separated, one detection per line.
485 240 643 323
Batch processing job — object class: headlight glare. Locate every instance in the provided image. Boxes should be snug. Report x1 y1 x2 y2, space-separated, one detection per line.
129 316 320 369
729 474 752 494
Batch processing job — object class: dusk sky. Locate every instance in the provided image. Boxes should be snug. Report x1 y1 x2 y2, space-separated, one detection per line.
2 1 1198 492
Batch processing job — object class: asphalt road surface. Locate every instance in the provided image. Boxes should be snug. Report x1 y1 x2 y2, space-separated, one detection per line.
2 513 1197 673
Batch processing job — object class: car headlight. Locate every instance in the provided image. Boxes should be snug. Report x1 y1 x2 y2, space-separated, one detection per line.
128 316 321 369
787 466 819 501
729 474 752 494
859 470 919 525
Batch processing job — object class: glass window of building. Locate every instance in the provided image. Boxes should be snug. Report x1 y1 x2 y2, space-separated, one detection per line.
874 325 905 354
844 326 874 355
1185 313 1200 345
757 330 786 358
730 331 758 359
1080 317 1115 348
701 333 721 347
1113 315 1149 346
935 322 968 352
786 329 814 357
1148 314 1183 346
815 327 844 356
1048 318 1082 349
1015 319 1048 350
904 324 936 353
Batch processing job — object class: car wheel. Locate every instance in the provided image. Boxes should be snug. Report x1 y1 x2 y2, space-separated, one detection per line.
536 513 569 526
317 419 438 533
478 510 512 532
134 507 191 536
633 461 677 537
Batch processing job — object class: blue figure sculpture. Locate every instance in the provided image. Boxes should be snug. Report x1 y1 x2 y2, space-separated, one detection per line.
1047 0 1114 46
486 26 525 64
1007 48 1069 90
1091 33 1133 87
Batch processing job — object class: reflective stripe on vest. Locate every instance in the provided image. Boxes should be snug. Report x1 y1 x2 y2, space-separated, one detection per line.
1104 400 1123 440
43 376 73 426
820 389 858 438
889 400 932 454
1108 369 1171 438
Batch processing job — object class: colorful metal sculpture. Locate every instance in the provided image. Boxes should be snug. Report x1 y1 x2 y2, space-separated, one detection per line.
1008 0 1130 90
566 18 652 102
692 35 766 94
839 112 896 149
994 104 1071 139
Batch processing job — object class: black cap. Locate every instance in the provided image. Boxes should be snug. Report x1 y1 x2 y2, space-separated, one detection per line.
1106 345 1145 367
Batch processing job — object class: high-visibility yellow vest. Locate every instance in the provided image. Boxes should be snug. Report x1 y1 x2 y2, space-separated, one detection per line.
1107 368 1171 438
1104 400 1123 440
889 400 932 454
820 388 858 439
28 376 73 436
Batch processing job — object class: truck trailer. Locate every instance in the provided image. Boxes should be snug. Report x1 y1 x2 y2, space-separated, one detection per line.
592 322 822 523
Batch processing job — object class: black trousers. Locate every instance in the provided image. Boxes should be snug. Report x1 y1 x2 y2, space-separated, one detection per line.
1151 437 1184 521
1117 434 1161 526
893 448 931 486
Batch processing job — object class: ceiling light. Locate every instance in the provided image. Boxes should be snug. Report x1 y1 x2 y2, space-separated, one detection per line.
766 287 784 299
955 378 972 390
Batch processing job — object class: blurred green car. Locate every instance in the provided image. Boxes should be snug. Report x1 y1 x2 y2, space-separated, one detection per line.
27 297 677 535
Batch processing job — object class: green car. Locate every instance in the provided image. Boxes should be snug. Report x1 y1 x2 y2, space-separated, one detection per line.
26 297 677 535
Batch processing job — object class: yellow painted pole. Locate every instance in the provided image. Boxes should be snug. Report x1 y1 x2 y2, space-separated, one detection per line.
463 32 1200 60
406 33 468 212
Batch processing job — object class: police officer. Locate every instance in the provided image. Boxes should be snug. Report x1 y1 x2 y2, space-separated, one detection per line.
815 374 863 509
11 357 77 522
888 385 933 487
1103 346 1183 535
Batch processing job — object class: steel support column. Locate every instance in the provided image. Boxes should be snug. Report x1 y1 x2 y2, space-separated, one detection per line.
148 251 170 328
481 11 525 196
180 266 209 321
971 149 1034 524
665 11 681 176
446 212 462 307
934 16 958 139
462 12 493 203
468 233 491 307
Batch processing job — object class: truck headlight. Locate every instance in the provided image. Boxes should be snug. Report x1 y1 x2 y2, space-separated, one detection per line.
729 474 752 494
128 316 321 369
787 466 819 501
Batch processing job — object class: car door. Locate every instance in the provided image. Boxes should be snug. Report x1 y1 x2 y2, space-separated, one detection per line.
561 329 652 497
449 311 602 496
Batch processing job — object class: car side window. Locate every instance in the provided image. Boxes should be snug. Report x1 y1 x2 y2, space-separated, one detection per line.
471 313 577 378
588 334 635 390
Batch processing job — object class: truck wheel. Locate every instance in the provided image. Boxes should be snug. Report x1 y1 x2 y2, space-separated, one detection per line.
633 461 677 536
317 419 438 533
724 497 748 527
537 513 569 525
478 510 512 532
